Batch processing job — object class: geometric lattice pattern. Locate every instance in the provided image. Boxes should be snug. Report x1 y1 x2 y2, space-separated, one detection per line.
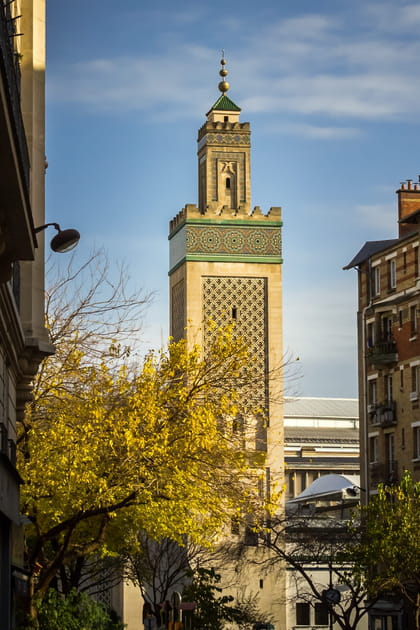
202 276 268 418
187 225 281 258
95 587 112 610
171 279 185 342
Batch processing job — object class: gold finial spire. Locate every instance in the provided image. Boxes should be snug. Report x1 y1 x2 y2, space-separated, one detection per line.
218 50 230 94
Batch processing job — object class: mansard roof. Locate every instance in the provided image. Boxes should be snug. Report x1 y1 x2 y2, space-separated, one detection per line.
343 239 399 270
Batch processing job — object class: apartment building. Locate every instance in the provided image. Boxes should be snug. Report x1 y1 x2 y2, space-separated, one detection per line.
0 2 51 627
345 178 420 495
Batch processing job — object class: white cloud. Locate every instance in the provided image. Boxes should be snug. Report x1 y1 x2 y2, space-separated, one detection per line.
47 3 420 124
270 122 361 139
363 2 420 32
399 4 420 26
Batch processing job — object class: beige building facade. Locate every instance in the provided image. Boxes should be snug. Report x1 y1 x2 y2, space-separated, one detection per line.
168 59 285 627
0 1 51 627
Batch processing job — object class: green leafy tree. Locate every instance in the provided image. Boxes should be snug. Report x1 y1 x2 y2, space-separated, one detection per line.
182 567 263 630
19 588 124 630
353 471 420 629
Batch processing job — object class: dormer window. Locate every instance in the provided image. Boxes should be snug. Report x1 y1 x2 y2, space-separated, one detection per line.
226 177 231 189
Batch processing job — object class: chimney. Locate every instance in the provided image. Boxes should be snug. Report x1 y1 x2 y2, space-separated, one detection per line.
397 177 420 238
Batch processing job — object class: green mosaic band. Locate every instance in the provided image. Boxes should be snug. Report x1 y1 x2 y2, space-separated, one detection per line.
186 225 282 257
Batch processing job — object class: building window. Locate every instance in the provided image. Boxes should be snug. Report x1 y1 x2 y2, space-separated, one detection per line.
381 315 392 341
411 305 418 337
403 251 407 273
400 367 404 391
296 602 310 626
315 603 329 625
369 435 378 463
226 177 231 189
372 266 381 297
415 246 419 278
385 432 395 479
244 526 258 546
384 373 393 403
368 379 377 406
367 322 375 348
388 259 396 290
411 365 419 401
413 426 420 460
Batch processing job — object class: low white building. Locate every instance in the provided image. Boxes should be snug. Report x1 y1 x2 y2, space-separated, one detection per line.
285 474 368 630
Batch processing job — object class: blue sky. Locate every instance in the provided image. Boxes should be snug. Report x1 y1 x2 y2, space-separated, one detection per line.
45 0 420 398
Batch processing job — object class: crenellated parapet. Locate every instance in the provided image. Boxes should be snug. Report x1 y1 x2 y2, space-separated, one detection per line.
169 203 282 273
197 120 250 144
170 204 281 233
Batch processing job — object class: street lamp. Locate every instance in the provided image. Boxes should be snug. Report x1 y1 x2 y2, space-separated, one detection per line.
34 222 80 253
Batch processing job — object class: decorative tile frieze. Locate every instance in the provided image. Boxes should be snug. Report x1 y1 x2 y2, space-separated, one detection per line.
186 225 281 257
205 132 250 146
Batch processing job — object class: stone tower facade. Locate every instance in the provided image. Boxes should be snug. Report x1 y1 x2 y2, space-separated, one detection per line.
168 58 285 625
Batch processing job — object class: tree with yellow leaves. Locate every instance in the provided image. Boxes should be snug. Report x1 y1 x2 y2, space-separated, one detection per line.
18 253 265 620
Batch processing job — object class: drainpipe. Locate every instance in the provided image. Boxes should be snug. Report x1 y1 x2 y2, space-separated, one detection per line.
359 260 373 500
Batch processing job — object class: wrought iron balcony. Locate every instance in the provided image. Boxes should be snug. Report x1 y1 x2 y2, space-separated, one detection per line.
0 3 30 192
369 400 397 427
367 339 398 365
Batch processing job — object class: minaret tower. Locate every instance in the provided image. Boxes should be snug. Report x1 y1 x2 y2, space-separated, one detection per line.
168 55 285 626
197 55 251 215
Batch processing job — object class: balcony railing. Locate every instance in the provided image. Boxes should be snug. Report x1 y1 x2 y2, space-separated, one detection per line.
367 339 398 365
0 3 30 192
369 460 399 487
369 400 397 427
